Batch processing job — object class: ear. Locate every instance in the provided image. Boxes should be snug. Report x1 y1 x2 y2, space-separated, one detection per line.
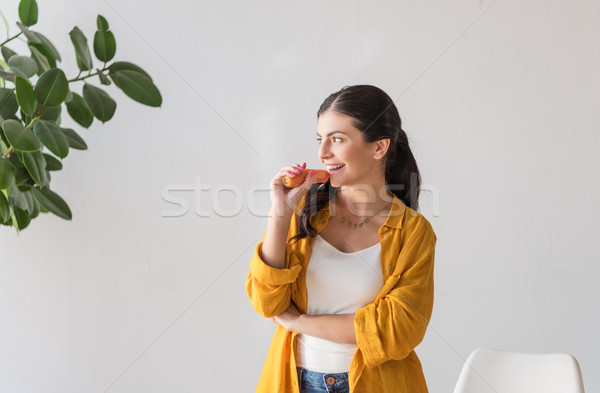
374 138 391 159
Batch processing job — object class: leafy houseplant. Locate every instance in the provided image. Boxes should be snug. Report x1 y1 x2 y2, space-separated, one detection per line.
0 0 162 233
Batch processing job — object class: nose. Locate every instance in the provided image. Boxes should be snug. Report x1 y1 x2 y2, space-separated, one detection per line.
318 140 331 162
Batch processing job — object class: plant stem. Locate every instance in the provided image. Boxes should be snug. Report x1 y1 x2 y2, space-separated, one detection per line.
1 145 13 158
0 31 23 46
27 115 41 128
68 67 108 83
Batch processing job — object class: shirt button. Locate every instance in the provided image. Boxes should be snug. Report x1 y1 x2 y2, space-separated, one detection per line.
387 265 392 270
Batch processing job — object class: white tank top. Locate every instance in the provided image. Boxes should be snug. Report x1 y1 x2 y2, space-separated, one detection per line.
295 234 383 373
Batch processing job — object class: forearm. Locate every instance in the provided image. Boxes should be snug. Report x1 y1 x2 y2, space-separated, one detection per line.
296 313 357 345
260 205 293 269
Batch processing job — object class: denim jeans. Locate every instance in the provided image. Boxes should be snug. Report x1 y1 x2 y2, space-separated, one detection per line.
296 367 350 393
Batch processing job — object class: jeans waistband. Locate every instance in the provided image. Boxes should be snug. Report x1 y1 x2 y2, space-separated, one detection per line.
296 366 349 392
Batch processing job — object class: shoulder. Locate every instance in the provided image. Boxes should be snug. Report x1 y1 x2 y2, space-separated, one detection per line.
401 205 437 241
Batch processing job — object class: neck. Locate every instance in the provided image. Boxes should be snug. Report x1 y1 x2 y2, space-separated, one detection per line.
335 181 392 218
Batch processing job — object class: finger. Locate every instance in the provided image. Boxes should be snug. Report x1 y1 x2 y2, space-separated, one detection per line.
300 170 314 187
277 166 304 179
280 164 302 172
288 165 304 176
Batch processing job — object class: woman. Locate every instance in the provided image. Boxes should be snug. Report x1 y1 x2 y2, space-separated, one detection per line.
246 85 437 393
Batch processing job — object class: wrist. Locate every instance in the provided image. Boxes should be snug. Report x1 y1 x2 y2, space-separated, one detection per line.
294 313 309 334
270 204 294 219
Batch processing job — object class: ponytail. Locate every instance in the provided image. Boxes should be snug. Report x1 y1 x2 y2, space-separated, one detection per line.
384 129 421 211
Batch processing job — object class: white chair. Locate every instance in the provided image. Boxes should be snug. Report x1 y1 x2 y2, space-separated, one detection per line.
453 347 585 393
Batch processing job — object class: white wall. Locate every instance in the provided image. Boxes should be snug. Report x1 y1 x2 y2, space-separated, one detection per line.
1 0 598 392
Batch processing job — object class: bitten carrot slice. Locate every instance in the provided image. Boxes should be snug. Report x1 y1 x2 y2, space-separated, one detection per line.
282 169 329 188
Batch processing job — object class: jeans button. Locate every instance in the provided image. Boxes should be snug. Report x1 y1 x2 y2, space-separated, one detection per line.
326 376 335 385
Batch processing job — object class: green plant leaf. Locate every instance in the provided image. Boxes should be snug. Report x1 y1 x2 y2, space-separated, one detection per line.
2 119 41 151
16 21 41 43
93 30 116 63
0 136 7 154
17 150 47 187
14 206 31 229
7 55 38 78
9 184 29 209
22 188 35 213
109 61 152 80
26 189 40 218
37 103 61 121
0 191 11 223
109 69 162 107
61 128 87 150
33 120 69 159
7 152 23 168
14 167 34 189
65 92 93 128
29 45 51 73
0 67 28 82
31 185 71 220
2 47 18 62
0 88 19 119
69 26 93 71
0 157 16 189
30 192 40 218
34 68 69 107
15 76 37 116
29 32 61 63
82 83 116 122
97 69 111 85
42 153 62 171
97 14 109 31
18 0 38 27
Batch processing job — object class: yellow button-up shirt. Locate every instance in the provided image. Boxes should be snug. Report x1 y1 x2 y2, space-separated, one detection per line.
246 191 437 393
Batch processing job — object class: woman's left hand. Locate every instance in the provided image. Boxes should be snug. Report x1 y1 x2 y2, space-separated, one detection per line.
272 302 303 332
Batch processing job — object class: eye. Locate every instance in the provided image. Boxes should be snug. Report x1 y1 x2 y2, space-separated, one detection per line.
316 136 343 144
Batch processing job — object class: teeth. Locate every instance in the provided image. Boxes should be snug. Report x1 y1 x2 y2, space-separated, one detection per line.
327 164 345 170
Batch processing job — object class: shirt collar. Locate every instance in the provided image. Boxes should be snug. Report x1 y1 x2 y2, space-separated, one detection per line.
309 190 406 231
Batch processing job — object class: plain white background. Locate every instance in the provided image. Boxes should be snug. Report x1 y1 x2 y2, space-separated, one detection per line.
1 0 598 392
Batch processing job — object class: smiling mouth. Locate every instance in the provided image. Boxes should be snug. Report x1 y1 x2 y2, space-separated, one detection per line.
327 164 345 173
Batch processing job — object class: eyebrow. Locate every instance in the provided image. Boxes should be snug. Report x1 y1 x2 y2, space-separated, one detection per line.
316 130 348 137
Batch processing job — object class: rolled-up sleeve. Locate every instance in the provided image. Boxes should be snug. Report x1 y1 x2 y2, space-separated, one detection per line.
246 199 304 318
354 217 437 368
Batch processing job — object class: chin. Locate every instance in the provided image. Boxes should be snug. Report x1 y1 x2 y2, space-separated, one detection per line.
328 177 341 188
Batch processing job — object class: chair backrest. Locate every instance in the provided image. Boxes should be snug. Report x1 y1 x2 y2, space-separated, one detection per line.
452 347 585 393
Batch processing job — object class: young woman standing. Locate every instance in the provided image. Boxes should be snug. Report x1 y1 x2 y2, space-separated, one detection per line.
247 85 437 393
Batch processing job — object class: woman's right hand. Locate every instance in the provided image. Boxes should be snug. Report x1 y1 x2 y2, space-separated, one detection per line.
269 162 315 215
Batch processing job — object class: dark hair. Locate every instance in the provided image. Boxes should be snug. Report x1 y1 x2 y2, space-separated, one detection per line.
289 84 422 245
